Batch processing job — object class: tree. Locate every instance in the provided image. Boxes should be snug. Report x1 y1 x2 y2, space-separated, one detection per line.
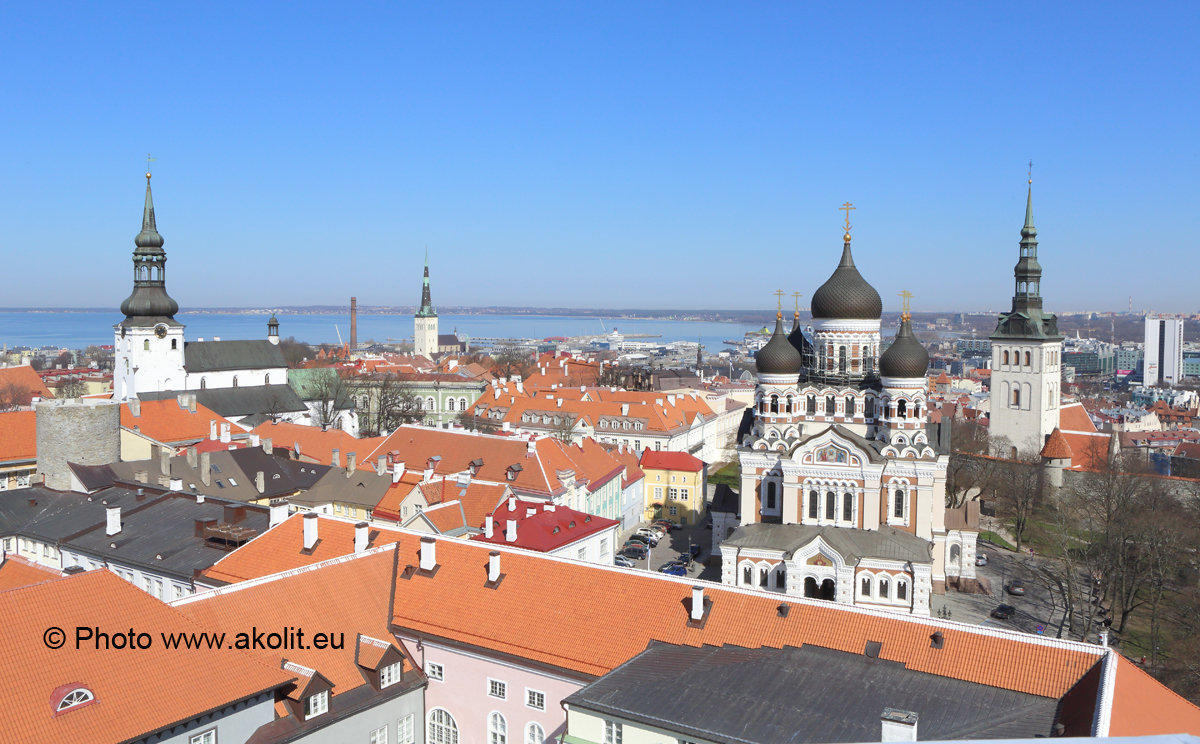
58 378 87 399
277 336 313 368
987 453 1044 553
54 351 73 369
308 370 352 431
0 382 32 411
492 346 535 380
361 374 423 436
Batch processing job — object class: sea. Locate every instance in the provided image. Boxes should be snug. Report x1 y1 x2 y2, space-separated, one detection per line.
0 311 764 354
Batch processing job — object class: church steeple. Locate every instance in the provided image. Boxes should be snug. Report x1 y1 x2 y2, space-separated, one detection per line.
417 250 436 318
120 172 179 323
1011 183 1044 314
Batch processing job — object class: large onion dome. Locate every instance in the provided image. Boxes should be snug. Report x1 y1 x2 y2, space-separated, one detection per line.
879 315 929 378
810 239 882 320
119 174 179 320
756 315 803 375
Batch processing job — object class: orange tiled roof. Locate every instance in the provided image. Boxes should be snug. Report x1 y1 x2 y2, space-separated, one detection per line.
1040 428 1074 460
1058 402 1097 433
0 570 292 744
120 398 231 444
0 555 60 591
250 420 384 467
370 472 425 523
200 514 405 585
419 479 509 528
1109 653 1200 735
0 410 37 463
1060 432 1113 471
0 365 54 403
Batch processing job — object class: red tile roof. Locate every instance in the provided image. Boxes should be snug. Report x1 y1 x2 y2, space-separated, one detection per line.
120 398 231 444
1058 402 1097 433
1041 428 1074 460
0 570 292 744
369 472 425 523
0 365 54 403
250 420 384 466
1109 653 1200 735
473 499 619 551
0 410 37 463
640 450 705 472
0 555 60 591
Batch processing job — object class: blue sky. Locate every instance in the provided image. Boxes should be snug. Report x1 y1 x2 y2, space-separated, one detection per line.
1 2 1196 313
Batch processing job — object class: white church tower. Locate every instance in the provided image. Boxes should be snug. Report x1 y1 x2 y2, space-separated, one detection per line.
114 172 186 401
413 253 439 359
989 181 1063 456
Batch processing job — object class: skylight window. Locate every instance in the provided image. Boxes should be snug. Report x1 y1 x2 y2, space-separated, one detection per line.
228 478 238 486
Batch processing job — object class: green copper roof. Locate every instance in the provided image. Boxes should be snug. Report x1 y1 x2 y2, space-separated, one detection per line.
991 184 1061 341
417 255 437 317
133 176 165 254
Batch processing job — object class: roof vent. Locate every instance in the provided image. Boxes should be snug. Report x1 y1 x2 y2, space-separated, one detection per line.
930 631 945 649
777 603 790 618
864 640 882 658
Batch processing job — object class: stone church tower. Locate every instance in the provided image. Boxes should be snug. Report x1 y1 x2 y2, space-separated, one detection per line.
989 183 1063 456
413 254 439 359
113 173 186 401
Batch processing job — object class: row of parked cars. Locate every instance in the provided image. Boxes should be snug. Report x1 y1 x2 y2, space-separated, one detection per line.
614 520 702 575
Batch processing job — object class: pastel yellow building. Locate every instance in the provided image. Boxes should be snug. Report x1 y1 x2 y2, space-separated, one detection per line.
638 450 707 526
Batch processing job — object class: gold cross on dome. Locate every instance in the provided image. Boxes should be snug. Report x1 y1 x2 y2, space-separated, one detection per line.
792 291 803 313
840 201 855 232
899 290 913 320
774 289 785 311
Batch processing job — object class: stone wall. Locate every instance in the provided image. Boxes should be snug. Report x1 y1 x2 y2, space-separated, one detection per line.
36 399 120 491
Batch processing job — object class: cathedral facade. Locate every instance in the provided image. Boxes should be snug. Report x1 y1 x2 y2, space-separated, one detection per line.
721 218 977 616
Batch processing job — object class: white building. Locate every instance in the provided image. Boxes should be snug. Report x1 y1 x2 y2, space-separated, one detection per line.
1145 315 1185 387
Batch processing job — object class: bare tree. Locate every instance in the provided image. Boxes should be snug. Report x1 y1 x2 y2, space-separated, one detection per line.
0 382 32 411
58 378 87 399
988 454 1044 553
309 370 352 431
361 374 423 436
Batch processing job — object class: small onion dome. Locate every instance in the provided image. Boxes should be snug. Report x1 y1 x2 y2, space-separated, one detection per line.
810 240 882 320
879 315 929 378
756 314 803 375
788 314 813 360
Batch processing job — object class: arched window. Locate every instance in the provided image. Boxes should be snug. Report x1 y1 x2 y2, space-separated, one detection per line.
785 396 793 413
765 482 777 510
770 394 779 413
843 492 853 522
845 396 856 416
526 722 546 744
1012 387 1021 407
426 397 436 411
897 580 908 601
808 490 819 519
428 709 459 744
459 397 468 410
879 577 890 599
861 576 872 597
825 396 835 416
56 687 95 711
232 376 239 388
170 338 177 350
447 398 456 412
743 564 752 586
894 489 905 519
264 373 270 385
488 712 507 744
897 399 907 418
759 566 769 588
825 491 836 520
807 395 816 415
865 397 875 418
913 402 920 419
1024 351 1031 366
200 377 207 390
143 339 150 351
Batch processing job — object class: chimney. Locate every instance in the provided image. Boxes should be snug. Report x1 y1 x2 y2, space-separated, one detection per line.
488 551 501 583
346 452 357 475
332 448 341 468
263 437 273 455
556 398 563 408
526 507 536 518
354 522 369 553
501 421 510 432
188 394 197 413
255 471 265 494
392 461 405 484
350 296 358 350
177 393 188 409
196 492 205 504
690 585 705 622
129 398 141 417
419 537 437 571
543 503 556 512
269 501 288 528
106 506 121 536
621 403 629 416
508 496 517 511
302 512 319 550
880 709 918 742
158 445 171 476
200 451 211 486
527 439 536 455
249 433 261 448
485 514 494 538
506 519 517 542
376 456 387 476
186 446 198 468
169 477 183 491
220 422 231 444
209 419 218 440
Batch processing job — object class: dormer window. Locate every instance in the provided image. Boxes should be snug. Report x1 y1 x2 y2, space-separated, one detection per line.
55 687 95 712
380 661 403 688
305 689 329 718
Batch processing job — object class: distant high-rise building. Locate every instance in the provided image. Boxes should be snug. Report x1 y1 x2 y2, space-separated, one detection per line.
413 254 439 359
989 182 1063 455
1144 316 1184 386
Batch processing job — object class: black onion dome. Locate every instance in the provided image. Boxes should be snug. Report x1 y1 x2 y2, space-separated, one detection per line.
810 241 882 320
879 316 929 378
788 315 813 360
756 315 803 375
120 285 179 318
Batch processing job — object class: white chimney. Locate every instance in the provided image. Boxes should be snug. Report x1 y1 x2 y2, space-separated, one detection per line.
392 461 405 483
249 433 261 447
881 709 918 742
106 506 121 536
255 471 265 494
508 496 517 511
690 585 705 622
621 403 629 416
506 519 517 542
376 456 387 476
169 477 183 491
354 522 369 553
269 501 288 528
502 421 511 432
220 422 231 444
129 398 141 417
488 551 501 582
196 492 205 504
346 452 357 474
543 503 556 512
485 514 494 538
556 398 563 408
332 448 341 468
516 379 524 393
303 512 319 550
419 537 437 571
186 446 198 468
209 419 218 440
263 437 273 455
526 507 536 518
200 451 212 486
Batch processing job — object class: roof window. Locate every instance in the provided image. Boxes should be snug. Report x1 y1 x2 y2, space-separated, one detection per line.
53 686 96 714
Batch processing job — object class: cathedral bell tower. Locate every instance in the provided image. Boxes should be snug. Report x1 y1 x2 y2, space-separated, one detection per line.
413 252 439 359
114 172 186 401
989 178 1063 455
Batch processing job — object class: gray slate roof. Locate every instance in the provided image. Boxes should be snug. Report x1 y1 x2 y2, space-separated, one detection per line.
109 448 329 502
0 486 145 543
289 467 392 509
723 522 932 564
564 642 1061 744
141 384 306 417
184 339 286 373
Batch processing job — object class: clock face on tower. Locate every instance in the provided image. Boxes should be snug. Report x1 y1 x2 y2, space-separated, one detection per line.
154 324 168 339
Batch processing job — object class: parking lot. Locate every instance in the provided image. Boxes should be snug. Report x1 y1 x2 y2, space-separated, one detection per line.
616 520 719 581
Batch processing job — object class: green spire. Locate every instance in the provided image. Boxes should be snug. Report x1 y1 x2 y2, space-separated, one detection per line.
134 173 164 252
1023 184 1036 235
417 252 436 318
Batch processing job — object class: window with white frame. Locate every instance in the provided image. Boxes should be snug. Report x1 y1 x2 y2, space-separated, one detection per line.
526 722 546 744
426 661 444 681
305 689 329 718
488 678 507 699
370 725 389 744
488 711 507 744
189 731 216 744
879 577 890 599
526 688 546 710
57 687 95 711
860 576 872 597
381 661 403 687
604 719 623 744
398 713 416 744
428 708 459 744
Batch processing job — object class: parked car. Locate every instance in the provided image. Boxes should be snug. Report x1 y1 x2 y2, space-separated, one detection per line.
614 555 634 568
659 564 688 577
636 527 665 540
1007 579 1026 596
991 604 1016 620
658 559 687 572
688 543 703 558
622 544 649 559
626 533 653 546
975 553 988 566
675 553 693 567
653 519 681 532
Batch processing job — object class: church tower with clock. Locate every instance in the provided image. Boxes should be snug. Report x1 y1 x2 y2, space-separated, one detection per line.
113 172 186 401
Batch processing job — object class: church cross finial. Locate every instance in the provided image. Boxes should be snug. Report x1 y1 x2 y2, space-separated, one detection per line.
145 154 156 180
792 291 802 314
899 290 913 321
840 201 855 231
774 289 785 318
1027 159 1033 185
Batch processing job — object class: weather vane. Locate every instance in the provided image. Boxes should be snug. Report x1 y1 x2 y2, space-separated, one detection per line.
146 153 156 179
840 201 855 239
1027 159 1033 185
899 290 914 320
